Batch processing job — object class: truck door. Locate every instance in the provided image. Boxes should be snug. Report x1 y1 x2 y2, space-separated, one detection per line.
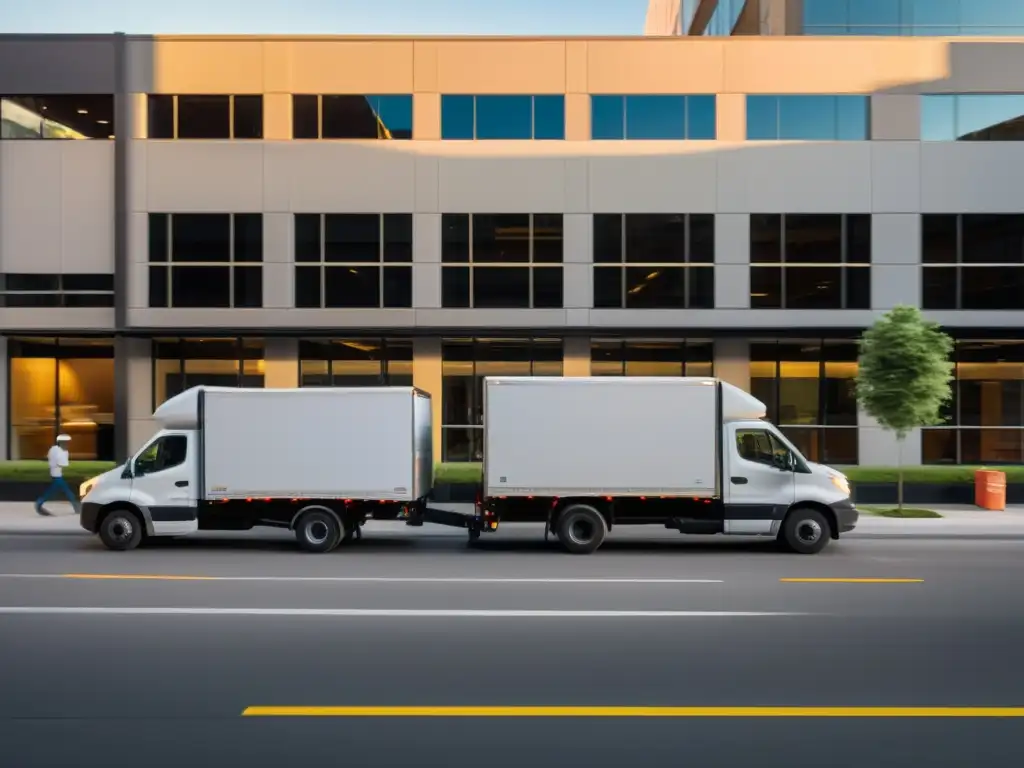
724 425 797 516
128 432 199 536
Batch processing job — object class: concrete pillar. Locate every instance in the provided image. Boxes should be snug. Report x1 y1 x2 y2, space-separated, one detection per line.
413 337 443 462
264 338 299 388
715 94 746 142
124 337 156 456
263 93 291 141
563 336 591 376
714 338 750 392
858 406 922 466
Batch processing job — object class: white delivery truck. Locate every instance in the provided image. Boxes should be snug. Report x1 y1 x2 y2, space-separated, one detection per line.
465 376 857 555
80 386 433 552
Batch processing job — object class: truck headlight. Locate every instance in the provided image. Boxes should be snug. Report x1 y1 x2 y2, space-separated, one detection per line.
79 476 99 498
829 474 850 496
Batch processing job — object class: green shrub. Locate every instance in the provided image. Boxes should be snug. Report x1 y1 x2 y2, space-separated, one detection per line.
0 461 118 483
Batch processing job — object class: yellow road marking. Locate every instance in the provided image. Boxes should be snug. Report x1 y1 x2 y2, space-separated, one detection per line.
62 574 219 581
779 578 924 584
241 706 1024 718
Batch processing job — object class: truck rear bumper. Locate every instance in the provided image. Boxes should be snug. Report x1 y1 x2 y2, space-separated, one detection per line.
831 498 859 534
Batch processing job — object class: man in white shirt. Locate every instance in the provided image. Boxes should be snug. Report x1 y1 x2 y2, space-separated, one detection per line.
35 434 78 517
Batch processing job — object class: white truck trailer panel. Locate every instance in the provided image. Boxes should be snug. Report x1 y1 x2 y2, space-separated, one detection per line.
484 377 719 498
202 387 431 501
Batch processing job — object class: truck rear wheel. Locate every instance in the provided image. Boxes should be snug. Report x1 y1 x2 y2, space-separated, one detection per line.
98 509 144 552
295 508 342 553
779 507 831 555
556 504 607 555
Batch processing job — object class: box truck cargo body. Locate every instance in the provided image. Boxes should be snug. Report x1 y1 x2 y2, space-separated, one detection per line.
80 386 432 552
476 377 857 555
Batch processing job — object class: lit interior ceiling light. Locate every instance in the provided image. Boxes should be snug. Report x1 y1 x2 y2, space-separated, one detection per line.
77 108 88 115
97 119 109 125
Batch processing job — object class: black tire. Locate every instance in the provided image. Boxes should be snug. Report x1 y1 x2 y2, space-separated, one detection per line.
98 509 144 552
295 509 342 554
779 507 831 555
556 504 607 555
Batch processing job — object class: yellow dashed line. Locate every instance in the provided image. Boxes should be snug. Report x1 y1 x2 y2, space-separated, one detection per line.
241 706 1023 718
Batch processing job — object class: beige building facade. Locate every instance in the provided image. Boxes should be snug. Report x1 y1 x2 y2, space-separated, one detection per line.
2 33 1023 467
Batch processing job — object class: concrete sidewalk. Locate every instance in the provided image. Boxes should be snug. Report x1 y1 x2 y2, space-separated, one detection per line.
3 501 1024 539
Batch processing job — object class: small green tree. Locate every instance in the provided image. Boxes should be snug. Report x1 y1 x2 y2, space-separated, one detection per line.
856 305 954 509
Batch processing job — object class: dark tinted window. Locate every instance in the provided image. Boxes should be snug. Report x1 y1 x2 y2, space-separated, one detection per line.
147 95 174 139
233 214 263 263
176 95 230 139
233 95 263 139
292 95 319 139
593 214 715 309
172 214 231 262
590 95 716 140
440 95 474 140
0 95 114 139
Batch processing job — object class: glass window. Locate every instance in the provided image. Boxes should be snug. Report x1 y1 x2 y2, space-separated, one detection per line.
297 94 413 140
0 273 114 308
441 338 563 461
746 96 869 141
292 95 319 139
152 338 264 408
292 213 413 309
590 95 716 140
750 339 859 464
922 214 1024 310
922 95 1024 142
590 339 714 377
150 214 263 308
593 214 715 309
1 95 115 140
8 337 115 461
135 434 188 476
299 338 412 388
750 213 870 309
146 95 263 140
441 95 564 140
441 214 563 308
923 340 1024 465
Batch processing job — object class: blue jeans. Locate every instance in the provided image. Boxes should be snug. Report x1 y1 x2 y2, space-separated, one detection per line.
36 477 79 512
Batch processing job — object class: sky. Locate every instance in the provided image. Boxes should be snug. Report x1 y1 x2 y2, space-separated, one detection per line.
0 0 652 35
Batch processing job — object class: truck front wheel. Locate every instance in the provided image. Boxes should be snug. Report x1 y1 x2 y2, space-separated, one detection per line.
98 509 144 552
556 505 607 555
295 508 342 553
779 507 831 555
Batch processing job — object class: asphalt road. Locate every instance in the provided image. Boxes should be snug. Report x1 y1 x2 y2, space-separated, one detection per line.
2 530 1024 767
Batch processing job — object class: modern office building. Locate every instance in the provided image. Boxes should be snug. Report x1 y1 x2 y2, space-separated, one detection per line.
653 0 1024 37
1 31 1023 467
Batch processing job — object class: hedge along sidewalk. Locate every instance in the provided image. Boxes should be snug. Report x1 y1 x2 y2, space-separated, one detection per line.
3 461 1023 487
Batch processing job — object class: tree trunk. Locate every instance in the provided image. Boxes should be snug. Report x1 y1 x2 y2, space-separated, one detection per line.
897 436 905 512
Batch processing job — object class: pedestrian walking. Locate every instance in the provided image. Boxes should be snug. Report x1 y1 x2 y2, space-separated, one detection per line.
35 434 79 517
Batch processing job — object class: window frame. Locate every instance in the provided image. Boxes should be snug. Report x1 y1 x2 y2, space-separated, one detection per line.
146 94 264 140
293 213 413 309
592 213 715 310
148 213 264 309
290 94 414 140
750 213 871 310
589 95 717 140
440 214 564 309
745 94 871 141
440 95 566 140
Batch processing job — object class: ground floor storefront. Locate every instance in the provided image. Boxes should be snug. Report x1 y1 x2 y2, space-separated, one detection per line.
2 334 1020 467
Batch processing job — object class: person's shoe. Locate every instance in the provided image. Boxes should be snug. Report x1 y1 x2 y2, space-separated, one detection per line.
35 504 52 517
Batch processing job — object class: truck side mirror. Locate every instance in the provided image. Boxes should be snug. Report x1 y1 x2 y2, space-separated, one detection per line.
121 463 133 480
773 453 792 472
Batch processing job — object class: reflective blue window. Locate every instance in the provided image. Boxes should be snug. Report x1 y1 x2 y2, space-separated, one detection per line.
589 95 716 140
533 96 565 140
703 0 745 35
804 0 1024 35
746 95 870 140
441 95 564 140
922 94 1024 141
374 96 413 140
441 95 474 140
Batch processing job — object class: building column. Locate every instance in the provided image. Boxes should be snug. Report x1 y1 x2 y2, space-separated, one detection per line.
714 338 750 392
123 337 155 458
858 406 922 467
264 338 299 388
413 337 443 462
563 336 591 376
0 337 8 460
